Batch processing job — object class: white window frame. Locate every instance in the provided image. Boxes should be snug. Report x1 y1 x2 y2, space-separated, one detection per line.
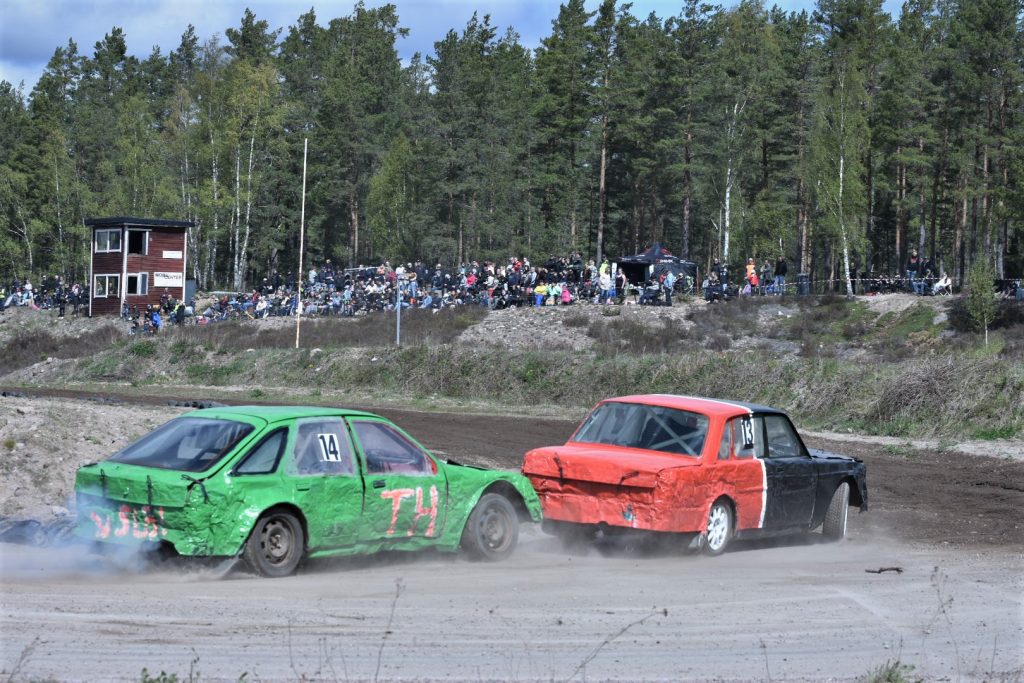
94 274 121 299
95 229 121 253
126 229 149 256
126 272 149 296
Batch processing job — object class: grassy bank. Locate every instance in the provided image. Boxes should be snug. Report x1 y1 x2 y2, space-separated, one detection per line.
3 298 1021 440
53 335 1024 441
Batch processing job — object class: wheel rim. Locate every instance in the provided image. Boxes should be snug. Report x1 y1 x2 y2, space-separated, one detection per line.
478 505 513 552
706 504 729 552
261 517 294 566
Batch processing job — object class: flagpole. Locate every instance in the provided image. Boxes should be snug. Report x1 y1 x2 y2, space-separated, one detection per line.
295 138 308 350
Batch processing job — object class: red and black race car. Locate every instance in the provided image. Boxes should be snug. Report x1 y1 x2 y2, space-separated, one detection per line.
522 395 867 554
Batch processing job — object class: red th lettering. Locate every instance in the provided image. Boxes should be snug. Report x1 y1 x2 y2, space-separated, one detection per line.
114 505 131 537
380 488 415 536
157 507 168 537
90 511 111 539
409 486 439 537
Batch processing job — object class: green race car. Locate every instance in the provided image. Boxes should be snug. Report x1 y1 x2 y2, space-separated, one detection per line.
75 406 542 576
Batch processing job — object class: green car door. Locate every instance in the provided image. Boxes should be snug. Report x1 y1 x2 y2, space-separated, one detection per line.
347 417 449 544
285 417 364 549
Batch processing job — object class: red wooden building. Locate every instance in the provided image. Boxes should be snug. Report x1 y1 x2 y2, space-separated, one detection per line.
86 216 192 316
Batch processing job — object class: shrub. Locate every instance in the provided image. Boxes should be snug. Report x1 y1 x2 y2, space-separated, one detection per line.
129 340 157 358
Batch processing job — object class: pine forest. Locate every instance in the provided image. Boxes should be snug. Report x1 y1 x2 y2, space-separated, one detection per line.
0 0 1021 292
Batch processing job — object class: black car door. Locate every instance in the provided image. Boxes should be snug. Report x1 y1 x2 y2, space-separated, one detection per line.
760 413 818 530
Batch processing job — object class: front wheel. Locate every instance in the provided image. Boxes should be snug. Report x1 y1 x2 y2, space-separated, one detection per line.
703 499 733 556
822 482 850 540
244 510 304 577
461 493 519 561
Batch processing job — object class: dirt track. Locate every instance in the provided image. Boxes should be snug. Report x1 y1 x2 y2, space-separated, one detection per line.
1 393 1023 681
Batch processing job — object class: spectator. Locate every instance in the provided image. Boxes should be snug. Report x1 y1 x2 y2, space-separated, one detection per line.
774 256 787 296
932 272 952 296
759 260 772 295
663 270 676 306
533 281 548 307
906 249 920 290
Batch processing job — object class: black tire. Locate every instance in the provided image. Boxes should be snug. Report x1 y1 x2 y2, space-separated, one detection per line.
461 493 519 561
703 499 733 556
244 510 304 577
822 482 850 540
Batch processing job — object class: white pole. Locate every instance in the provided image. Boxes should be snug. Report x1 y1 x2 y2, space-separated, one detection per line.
395 280 401 347
295 138 308 350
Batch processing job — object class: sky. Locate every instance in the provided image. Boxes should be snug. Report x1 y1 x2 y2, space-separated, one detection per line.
0 0 903 93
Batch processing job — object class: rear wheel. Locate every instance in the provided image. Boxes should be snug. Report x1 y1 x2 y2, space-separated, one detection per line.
822 482 850 540
703 499 733 556
461 494 519 561
244 510 304 577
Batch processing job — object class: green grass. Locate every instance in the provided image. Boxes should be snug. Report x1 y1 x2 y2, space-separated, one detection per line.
858 659 921 683
970 425 1018 440
129 340 157 358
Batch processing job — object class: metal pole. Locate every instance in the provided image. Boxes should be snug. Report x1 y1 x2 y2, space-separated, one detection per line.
395 281 401 347
295 138 308 350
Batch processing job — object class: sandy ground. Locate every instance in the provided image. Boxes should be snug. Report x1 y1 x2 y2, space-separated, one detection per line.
0 392 1022 681
2 531 1022 683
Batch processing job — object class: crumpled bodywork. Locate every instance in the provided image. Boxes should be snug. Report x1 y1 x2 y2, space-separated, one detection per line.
522 443 762 534
75 406 541 560
522 394 868 537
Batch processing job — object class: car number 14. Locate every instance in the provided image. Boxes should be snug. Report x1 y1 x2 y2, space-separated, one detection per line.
317 433 342 461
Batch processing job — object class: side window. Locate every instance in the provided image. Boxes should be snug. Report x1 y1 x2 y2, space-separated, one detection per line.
728 415 764 459
351 420 433 475
235 428 287 475
289 418 355 476
717 420 732 461
764 414 804 458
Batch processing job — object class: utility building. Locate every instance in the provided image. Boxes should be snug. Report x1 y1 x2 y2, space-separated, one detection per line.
86 216 192 316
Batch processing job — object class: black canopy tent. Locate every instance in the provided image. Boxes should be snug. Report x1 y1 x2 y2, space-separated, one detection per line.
616 243 697 285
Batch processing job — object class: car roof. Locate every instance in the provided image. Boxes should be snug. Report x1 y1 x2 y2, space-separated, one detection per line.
600 394 787 419
185 405 382 422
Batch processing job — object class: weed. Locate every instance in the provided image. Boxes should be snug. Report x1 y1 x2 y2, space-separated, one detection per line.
129 340 157 358
3 437 14 450
567 606 665 681
249 388 266 399
374 578 405 683
970 425 1017 440
858 659 921 683
883 443 915 458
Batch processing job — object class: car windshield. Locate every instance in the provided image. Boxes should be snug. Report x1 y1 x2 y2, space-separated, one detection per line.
571 402 709 457
108 417 255 473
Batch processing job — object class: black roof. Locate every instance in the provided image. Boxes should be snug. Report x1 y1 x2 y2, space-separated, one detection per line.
85 216 193 229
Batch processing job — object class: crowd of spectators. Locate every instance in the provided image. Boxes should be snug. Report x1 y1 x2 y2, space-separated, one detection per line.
0 276 88 317
4 249 1020 332
189 254 697 324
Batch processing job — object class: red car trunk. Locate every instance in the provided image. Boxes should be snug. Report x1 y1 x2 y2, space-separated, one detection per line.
522 443 702 532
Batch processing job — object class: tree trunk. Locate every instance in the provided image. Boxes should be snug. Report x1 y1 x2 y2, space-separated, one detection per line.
237 116 259 292
895 156 904 274
231 144 242 289
596 107 608 265
839 153 853 298
954 178 966 286
681 125 692 259
350 192 360 267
